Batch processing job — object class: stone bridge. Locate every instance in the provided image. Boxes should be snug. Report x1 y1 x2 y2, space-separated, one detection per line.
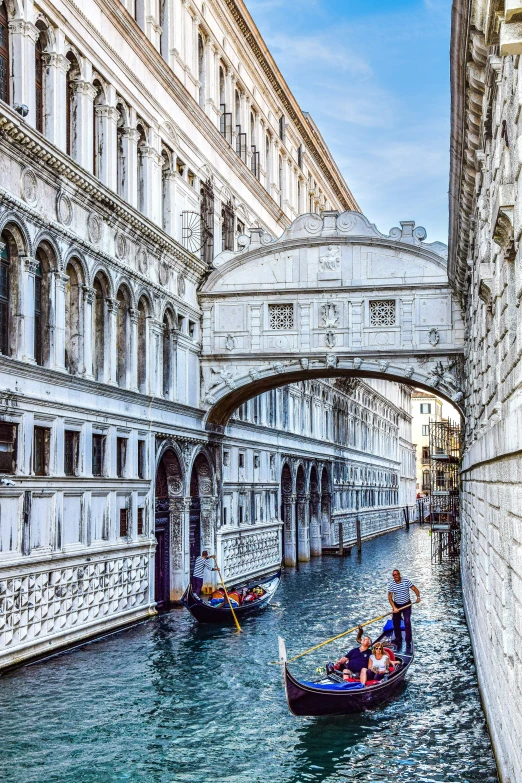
199 210 465 428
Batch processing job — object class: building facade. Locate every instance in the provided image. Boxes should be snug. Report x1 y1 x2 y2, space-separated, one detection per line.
0 0 415 671
411 391 443 495
451 2 522 780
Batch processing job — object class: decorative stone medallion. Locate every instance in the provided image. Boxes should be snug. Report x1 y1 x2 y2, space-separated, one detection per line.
56 192 73 226
159 260 169 285
21 167 38 205
87 212 102 245
115 232 128 260
136 247 148 274
178 274 186 298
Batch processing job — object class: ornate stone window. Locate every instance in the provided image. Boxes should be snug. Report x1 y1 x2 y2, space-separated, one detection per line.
269 303 294 330
369 299 396 327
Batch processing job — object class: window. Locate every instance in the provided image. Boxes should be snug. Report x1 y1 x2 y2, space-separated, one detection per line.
223 507 228 525
0 2 9 105
222 201 234 251
137 508 144 536
116 437 127 478
369 300 396 327
269 303 294 330
200 178 214 266
34 261 43 366
92 434 105 477
422 470 430 490
119 508 128 537
0 422 16 473
421 446 430 464
422 424 429 436
238 453 245 469
279 115 285 141
64 430 79 476
137 440 146 479
0 241 10 355
176 157 185 176
35 32 44 133
188 320 196 339
297 145 303 169
33 426 50 476
420 404 432 414
188 170 196 188
239 505 244 524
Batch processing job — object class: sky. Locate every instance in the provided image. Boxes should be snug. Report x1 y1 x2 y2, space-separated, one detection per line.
245 0 452 244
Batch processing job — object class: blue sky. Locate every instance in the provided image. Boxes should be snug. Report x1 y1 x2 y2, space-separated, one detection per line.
246 0 452 244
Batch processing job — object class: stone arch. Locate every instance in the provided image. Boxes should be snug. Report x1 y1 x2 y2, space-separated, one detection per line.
32 231 61 270
280 461 294 566
92 268 111 382
154 445 185 608
189 450 216 580
0 214 32 256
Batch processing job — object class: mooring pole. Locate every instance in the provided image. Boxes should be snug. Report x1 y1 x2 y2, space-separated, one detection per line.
338 522 344 556
404 506 410 530
356 517 362 553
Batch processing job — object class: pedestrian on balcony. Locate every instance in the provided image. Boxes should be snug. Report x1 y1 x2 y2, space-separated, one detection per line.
388 569 420 653
192 550 216 596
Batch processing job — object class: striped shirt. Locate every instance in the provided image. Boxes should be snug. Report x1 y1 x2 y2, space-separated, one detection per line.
388 577 414 605
193 556 212 579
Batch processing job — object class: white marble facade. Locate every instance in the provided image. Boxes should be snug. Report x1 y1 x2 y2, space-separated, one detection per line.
0 0 415 671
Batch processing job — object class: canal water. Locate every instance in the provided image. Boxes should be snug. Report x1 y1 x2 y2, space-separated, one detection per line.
0 526 498 783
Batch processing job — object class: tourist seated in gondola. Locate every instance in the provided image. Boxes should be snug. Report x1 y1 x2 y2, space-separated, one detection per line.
367 642 392 681
334 635 373 684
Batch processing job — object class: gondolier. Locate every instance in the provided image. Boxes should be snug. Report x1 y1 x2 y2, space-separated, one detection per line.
387 569 420 653
192 551 216 596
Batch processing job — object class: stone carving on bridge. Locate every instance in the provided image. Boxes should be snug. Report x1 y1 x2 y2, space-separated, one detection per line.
320 301 340 328
325 330 336 348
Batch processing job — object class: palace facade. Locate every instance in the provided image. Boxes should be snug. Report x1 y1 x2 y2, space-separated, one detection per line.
0 0 415 672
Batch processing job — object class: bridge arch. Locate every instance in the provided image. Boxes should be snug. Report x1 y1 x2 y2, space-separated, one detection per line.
199 210 464 430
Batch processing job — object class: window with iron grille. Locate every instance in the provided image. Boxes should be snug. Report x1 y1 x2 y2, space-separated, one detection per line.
34 426 50 476
64 430 78 476
269 303 294 330
0 422 16 474
369 299 396 327
92 434 105 477
119 508 128 537
0 242 10 356
116 437 127 478
222 202 234 251
137 508 144 536
200 179 214 266
219 104 232 144
137 440 145 479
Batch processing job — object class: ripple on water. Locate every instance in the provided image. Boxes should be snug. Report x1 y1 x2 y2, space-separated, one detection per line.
0 528 499 783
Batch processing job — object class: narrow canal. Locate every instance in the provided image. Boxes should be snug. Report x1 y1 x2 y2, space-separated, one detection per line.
0 526 498 783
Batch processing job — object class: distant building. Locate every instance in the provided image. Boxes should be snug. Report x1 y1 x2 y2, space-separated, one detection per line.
411 392 443 496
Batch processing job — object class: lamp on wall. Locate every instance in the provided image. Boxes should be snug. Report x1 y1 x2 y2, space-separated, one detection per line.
13 103 29 118
0 476 16 486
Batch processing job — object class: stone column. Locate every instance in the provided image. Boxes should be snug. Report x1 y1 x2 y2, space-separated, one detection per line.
321 492 332 547
129 307 139 391
41 52 70 150
82 286 95 380
118 127 140 207
9 20 39 126
162 170 177 237
309 490 322 557
169 496 188 600
19 257 37 363
106 298 119 385
150 319 163 398
200 496 218 591
283 494 297 567
95 105 119 189
52 270 68 371
297 492 310 562
139 145 162 224
70 80 98 171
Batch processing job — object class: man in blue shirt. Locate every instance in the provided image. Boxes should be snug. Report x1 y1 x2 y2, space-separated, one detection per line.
335 635 372 684
388 569 421 653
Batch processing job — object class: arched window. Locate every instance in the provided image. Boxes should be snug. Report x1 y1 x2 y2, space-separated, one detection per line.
161 147 172 233
136 122 147 214
162 310 174 397
35 33 44 133
92 79 103 177
265 134 271 191
92 273 108 382
116 101 127 199
219 67 225 108
65 261 82 374
0 2 9 105
34 246 52 366
116 286 131 388
137 296 148 393
198 34 205 109
66 52 81 158
0 238 10 355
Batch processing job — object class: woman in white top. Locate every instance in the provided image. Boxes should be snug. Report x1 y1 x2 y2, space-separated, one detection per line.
368 642 391 681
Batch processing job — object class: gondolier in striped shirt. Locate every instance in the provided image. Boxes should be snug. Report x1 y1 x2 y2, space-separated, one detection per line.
192 551 217 596
388 569 420 653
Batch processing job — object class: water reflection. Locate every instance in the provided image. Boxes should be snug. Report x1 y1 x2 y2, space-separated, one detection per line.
0 527 498 783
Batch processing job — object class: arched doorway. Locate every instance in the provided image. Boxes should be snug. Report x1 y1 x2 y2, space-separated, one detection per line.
280 463 294 566
296 464 307 562
154 448 183 609
309 465 321 557
189 452 214 579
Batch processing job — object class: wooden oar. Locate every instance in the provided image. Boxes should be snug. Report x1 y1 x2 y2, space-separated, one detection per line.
272 603 414 664
211 555 242 632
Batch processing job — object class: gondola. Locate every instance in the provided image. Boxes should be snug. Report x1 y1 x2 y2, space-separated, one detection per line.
181 569 281 623
280 619 414 716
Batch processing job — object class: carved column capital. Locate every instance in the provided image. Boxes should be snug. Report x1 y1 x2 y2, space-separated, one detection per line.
106 297 120 314
22 256 38 274
82 286 95 305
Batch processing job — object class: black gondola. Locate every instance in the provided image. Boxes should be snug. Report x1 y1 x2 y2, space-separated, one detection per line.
181 569 281 623
280 620 413 716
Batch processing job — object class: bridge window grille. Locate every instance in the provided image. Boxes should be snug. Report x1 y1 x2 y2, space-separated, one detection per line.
269 303 294 330
369 299 395 327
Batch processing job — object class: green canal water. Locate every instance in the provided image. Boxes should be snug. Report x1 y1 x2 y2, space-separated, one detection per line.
0 526 498 783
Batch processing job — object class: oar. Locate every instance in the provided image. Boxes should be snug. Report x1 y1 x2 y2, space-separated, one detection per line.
211 555 242 632
272 603 414 664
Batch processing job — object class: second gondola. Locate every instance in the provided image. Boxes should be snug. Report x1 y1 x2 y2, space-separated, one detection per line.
181 569 281 624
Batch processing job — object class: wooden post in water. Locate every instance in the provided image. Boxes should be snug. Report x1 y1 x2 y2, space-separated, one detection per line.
356 517 362 553
404 506 410 530
338 522 344 557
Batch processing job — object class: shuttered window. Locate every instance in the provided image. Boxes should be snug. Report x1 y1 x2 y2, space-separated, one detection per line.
119 508 128 537
0 422 16 474
34 426 50 476
0 3 9 105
